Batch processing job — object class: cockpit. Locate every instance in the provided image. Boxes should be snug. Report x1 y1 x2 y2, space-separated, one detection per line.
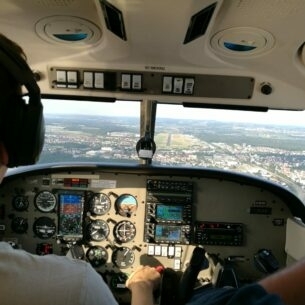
1 1 305 304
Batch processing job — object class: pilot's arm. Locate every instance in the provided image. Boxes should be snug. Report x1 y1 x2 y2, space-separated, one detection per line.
126 265 161 305
259 257 305 305
0 242 118 305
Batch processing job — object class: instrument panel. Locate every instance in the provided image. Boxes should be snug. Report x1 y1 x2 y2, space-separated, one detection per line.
0 164 302 304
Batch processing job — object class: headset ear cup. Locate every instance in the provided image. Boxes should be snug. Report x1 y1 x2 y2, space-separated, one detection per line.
3 96 44 167
0 37 44 167
22 101 45 165
2 96 23 166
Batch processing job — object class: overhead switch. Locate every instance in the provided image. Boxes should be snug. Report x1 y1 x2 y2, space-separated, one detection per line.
132 74 142 90
56 70 67 88
162 76 173 93
83 72 94 88
94 72 104 89
184 78 195 95
173 77 184 94
121 74 131 89
67 71 78 88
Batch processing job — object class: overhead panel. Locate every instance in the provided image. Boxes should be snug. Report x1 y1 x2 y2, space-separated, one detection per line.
49 67 254 100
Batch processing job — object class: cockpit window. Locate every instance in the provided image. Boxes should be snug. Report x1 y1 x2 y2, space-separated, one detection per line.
155 103 305 202
40 99 140 164
38 99 305 203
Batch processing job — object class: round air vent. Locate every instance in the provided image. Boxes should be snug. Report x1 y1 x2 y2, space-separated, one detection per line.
35 16 102 45
211 27 275 57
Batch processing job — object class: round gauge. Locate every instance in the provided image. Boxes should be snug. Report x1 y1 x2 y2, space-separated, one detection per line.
112 247 135 269
86 246 108 267
89 193 111 216
34 191 57 213
110 272 129 292
12 195 29 211
113 220 136 243
33 217 56 239
11 217 28 233
115 194 138 217
87 219 110 241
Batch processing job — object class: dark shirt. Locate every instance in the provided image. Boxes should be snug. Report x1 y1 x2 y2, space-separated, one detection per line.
186 283 284 305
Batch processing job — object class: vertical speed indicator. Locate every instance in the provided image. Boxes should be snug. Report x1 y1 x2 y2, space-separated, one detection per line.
86 219 110 241
112 247 135 269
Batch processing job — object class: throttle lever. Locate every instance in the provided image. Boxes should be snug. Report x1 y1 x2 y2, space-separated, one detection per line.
178 246 208 305
155 265 165 274
157 267 180 305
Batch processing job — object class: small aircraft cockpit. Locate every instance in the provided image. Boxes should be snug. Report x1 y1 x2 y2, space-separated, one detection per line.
1 1 305 304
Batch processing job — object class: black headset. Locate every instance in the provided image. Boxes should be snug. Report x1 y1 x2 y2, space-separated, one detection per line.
0 37 45 167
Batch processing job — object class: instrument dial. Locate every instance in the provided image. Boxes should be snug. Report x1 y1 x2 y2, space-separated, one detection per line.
110 273 129 292
87 219 110 241
115 194 138 217
12 195 29 211
89 193 111 216
11 217 28 234
112 246 135 268
33 217 56 239
34 191 57 213
113 220 136 243
86 246 108 267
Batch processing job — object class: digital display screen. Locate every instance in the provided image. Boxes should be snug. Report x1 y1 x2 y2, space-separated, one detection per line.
156 205 183 221
155 224 181 242
210 234 233 241
58 193 83 237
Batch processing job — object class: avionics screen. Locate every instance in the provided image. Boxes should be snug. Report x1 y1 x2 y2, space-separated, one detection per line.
156 205 183 221
58 193 83 237
210 233 234 241
155 224 181 242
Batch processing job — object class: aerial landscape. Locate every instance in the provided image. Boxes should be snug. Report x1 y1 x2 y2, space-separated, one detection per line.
39 114 305 201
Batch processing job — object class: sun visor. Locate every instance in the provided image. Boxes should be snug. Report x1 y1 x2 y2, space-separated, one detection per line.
285 217 305 260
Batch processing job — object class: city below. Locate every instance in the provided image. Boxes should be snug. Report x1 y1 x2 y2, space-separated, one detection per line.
39 114 305 202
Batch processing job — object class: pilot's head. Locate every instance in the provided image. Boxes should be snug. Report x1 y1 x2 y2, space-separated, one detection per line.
0 33 45 182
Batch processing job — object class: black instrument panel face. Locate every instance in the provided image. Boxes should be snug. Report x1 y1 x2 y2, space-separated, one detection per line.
0 167 295 304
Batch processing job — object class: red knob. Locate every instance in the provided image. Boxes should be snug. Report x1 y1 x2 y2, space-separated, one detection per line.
155 265 164 273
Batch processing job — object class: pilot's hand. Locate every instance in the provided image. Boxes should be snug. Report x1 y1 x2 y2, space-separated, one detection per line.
126 265 161 291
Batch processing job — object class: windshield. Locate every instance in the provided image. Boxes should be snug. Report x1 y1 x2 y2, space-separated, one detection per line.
155 104 305 203
40 99 140 164
37 98 305 203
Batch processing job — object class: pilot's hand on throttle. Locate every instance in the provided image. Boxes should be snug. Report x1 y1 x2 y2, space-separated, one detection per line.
126 265 161 291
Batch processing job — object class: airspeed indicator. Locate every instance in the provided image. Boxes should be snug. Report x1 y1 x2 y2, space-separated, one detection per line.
34 191 57 213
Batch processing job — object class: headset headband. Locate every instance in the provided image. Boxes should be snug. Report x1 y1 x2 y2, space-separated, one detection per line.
0 38 40 99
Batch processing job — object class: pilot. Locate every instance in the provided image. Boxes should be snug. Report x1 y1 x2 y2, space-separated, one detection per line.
0 33 118 305
126 258 305 305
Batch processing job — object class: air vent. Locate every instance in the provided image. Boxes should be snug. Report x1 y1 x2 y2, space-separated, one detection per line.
100 0 127 41
35 16 102 46
211 27 275 57
184 2 217 44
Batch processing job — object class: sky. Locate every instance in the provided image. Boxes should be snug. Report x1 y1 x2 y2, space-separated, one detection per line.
42 98 305 126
